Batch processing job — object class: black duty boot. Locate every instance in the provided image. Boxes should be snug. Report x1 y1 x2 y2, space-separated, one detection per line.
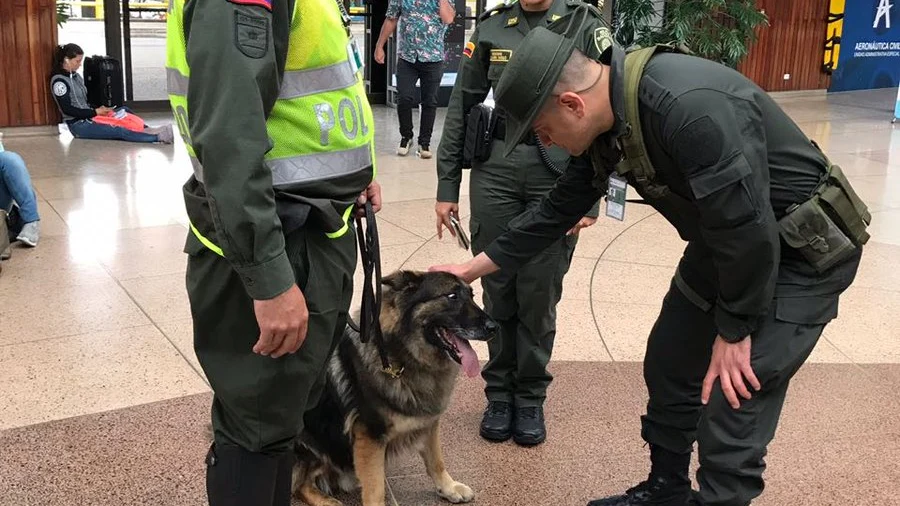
480 401 513 442
206 442 283 506
586 445 692 506
512 406 546 446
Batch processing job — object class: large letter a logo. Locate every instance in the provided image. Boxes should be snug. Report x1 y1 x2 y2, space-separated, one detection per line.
874 0 893 29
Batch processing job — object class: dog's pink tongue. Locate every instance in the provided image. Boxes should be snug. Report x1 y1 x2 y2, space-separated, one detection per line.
452 336 480 378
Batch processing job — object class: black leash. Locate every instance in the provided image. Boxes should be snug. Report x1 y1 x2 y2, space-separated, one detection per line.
346 200 391 372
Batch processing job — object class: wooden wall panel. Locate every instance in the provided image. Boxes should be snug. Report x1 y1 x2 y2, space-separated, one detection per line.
737 0 831 91
0 0 61 128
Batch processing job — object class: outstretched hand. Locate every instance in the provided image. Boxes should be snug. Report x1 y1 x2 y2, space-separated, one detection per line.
702 336 761 409
429 253 500 284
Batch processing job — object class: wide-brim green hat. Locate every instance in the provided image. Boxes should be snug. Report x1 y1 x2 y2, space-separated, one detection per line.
493 4 608 157
494 27 576 158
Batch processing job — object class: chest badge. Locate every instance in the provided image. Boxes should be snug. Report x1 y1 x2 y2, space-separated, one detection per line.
490 49 512 64
506 16 519 27
550 14 561 21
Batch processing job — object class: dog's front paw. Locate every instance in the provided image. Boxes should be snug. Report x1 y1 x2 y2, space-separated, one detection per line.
438 481 475 503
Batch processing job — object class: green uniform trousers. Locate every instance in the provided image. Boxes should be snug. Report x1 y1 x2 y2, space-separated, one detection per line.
640 242 861 506
186 224 357 454
469 138 577 407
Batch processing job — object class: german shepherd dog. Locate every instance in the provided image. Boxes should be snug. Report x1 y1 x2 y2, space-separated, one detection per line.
292 270 498 506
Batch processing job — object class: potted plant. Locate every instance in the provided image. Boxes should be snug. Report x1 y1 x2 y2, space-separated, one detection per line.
613 0 769 68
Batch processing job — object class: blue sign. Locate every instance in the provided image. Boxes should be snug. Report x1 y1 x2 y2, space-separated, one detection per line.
895 85 900 121
829 0 900 92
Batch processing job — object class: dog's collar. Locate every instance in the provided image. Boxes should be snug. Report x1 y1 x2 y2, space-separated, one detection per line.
381 362 405 379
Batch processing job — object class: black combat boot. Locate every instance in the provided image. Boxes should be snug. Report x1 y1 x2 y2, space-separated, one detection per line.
205 442 283 506
587 445 692 506
480 401 513 442
512 406 546 446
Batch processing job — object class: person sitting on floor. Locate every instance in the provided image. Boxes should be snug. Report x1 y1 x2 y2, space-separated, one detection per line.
49 43 174 144
0 150 40 250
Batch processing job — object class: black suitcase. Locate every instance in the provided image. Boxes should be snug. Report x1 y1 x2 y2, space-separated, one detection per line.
84 55 125 108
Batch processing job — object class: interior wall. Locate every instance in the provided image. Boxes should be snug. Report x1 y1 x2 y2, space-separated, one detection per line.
737 0 831 91
0 0 61 128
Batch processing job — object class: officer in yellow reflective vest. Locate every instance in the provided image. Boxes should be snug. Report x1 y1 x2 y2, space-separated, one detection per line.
166 0 381 503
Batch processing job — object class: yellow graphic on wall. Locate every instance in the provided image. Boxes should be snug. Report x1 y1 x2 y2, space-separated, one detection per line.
824 0 845 73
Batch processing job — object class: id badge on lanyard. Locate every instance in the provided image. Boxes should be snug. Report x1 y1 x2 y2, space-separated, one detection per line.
348 38 364 75
605 173 628 221
335 0 363 74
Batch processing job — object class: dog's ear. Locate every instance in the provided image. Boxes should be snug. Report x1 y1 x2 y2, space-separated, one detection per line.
381 270 422 293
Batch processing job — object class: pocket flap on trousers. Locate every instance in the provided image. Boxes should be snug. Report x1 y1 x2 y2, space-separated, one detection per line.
775 295 839 325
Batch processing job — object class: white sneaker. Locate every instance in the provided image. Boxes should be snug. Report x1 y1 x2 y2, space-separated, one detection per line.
16 221 39 247
397 137 413 156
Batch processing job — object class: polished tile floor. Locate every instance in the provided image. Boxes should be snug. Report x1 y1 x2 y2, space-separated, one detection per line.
1 88 899 505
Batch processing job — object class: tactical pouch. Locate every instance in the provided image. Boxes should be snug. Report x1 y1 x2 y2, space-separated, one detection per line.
463 103 494 169
815 163 872 246
778 196 857 274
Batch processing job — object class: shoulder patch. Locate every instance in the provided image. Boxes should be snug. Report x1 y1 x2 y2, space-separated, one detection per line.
234 11 270 59
227 0 272 11
463 41 475 59
593 26 612 55
490 49 512 63
52 80 68 97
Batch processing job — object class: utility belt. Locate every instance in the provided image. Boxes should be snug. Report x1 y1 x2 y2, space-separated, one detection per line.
778 161 871 273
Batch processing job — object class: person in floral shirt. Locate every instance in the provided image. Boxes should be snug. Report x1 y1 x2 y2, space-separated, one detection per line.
375 0 456 158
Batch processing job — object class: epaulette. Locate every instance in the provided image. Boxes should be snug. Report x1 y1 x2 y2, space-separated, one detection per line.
479 0 517 21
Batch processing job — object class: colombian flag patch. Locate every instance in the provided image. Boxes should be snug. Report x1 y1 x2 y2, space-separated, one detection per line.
463 41 475 58
228 0 273 11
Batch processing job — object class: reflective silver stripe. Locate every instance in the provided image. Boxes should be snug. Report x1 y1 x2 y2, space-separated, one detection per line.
278 61 358 100
190 155 204 183
267 145 371 187
168 62 356 99
167 67 189 96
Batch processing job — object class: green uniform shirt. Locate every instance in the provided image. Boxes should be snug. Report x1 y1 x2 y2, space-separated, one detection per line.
485 47 835 340
435 0 594 208
179 0 297 301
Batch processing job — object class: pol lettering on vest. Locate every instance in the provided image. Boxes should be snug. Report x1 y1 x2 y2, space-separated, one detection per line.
315 95 370 146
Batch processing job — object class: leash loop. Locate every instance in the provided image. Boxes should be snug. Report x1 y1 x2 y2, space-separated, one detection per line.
346 200 389 371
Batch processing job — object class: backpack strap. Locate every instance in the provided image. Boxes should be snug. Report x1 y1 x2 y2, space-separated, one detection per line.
615 44 686 200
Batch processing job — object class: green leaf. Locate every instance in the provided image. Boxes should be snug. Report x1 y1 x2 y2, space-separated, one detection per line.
616 0 767 66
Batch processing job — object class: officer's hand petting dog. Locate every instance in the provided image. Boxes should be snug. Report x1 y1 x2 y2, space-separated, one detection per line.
702 336 761 409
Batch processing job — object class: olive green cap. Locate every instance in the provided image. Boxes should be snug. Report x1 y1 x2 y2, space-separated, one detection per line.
494 4 612 157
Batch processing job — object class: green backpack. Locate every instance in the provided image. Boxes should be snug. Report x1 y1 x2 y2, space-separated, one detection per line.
614 43 692 200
